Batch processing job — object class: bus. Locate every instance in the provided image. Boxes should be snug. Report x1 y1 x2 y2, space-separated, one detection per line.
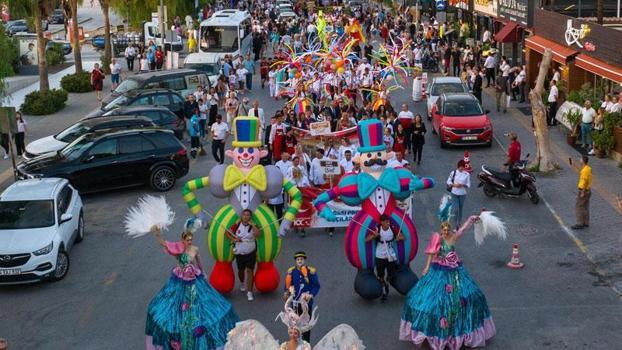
198 10 252 63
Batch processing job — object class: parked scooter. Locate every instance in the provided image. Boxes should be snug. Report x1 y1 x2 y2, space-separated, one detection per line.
477 154 539 204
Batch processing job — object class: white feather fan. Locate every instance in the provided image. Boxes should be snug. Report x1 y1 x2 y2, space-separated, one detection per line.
124 195 175 238
473 211 507 245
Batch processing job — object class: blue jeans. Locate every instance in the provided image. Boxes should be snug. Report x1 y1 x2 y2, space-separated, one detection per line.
452 193 466 228
581 123 592 147
246 73 252 90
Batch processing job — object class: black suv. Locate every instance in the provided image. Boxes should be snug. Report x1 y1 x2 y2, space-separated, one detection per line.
17 129 189 193
87 89 186 119
96 106 185 139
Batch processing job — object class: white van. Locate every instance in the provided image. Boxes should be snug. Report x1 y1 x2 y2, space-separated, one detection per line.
198 10 252 63
143 21 183 52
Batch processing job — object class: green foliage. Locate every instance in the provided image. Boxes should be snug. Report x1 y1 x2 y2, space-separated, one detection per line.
566 82 601 108
60 72 93 93
563 108 582 136
0 24 20 99
110 0 204 30
100 53 111 74
21 88 68 115
46 42 66 66
594 112 622 152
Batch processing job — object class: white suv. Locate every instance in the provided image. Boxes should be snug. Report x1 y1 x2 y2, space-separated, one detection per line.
0 178 84 284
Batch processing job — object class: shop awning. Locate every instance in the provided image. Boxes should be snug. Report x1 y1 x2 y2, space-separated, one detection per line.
494 22 519 43
525 35 579 64
574 54 622 84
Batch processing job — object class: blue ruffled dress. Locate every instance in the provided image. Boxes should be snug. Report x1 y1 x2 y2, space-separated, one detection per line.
145 241 239 350
400 218 496 350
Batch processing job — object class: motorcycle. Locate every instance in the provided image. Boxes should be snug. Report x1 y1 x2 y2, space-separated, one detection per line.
477 154 539 204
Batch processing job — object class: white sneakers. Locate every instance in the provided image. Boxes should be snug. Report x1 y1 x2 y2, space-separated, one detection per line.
240 285 246 292
247 291 254 302
3 155 7 159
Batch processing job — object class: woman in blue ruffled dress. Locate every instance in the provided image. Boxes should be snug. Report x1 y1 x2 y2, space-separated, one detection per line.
400 215 496 350
146 227 239 350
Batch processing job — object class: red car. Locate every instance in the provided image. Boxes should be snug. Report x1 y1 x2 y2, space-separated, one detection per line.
431 93 493 148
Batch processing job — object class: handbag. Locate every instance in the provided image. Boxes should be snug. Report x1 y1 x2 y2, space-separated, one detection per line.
446 170 456 192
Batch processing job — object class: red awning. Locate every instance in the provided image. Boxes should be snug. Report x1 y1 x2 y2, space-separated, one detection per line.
574 54 622 84
525 35 579 64
495 22 518 43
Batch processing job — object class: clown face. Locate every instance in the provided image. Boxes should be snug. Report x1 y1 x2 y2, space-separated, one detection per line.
225 147 268 169
354 150 394 175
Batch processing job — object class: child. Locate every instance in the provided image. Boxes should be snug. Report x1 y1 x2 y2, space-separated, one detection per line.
228 69 238 93
365 214 404 301
383 127 394 150
236 64 248 93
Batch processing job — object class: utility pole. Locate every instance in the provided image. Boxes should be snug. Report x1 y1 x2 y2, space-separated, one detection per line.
159 0 166 52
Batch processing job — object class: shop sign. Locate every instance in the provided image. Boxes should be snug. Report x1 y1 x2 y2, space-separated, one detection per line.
564 20 595 52
448 0 469 10
498 0 534 27
474 0 498 17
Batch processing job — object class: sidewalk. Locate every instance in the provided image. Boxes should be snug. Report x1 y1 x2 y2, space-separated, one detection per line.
480 87 622 296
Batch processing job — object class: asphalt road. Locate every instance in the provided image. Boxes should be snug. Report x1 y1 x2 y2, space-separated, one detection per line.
1 73 622 350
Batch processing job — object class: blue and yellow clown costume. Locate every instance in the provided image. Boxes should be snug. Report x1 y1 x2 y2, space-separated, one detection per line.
182 117 302 294
312 119 434 299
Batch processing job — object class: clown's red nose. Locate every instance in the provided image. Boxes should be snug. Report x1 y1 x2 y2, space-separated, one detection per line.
243 153 249 157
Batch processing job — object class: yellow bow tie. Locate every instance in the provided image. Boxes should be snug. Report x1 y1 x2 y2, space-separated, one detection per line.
223 165 267 192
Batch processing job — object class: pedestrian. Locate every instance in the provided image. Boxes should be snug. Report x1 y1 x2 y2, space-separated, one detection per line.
547 80 559 126
447 159 471 228
580 100 596 149
411 114 426 165
139 54 149 73
188 109 201 159
271 152 293 219
284 251 320 343
109 58 121 91
210 114 229 164
205 87 219 126
247 100 265 142
397 103 414 154
483 51 496 87
472 67 483 104
124 43 136 72
90 63 105 101
242 54 255 90
236 64 248 93
0 338 7 350
14 111 26 158
226 209 261 302
572 155 592 230
155 46 164 70
147 46 156 71
494 70 507 113
198 98 208 139
365 214 403 302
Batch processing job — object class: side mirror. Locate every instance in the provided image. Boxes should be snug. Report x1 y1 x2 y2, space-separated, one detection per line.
82 155 95 163
60 213 73 224
485 109 491 114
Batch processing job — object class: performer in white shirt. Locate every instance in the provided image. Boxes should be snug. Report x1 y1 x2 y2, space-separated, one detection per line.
339 150 355 173
310 148 327 187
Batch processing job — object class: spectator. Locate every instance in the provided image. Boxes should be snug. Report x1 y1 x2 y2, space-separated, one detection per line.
139 54 149 73
188 109 201 159
124 43 136 72
205 87 219 126
198 98 208 139
247 100 265 141
210 114 229 164
184 94 199 120
447 160 471 228
388 151 409 169
90 63 105 101
483 52 496 87
580 100 596 150
0 338 7 350
411 114 426 166
310 148 327 187
397 104 414 153
14 111 26 158
571 155 592 230
109 58 121 91
237 64 248 93
155 46 164 70
472 67 483 104
242 54 255 90
494 70 507 113
547 80 559 126
270 152 293 219
146 46 156 71
506 132 522 166
339 150 355 173
225 92 239 124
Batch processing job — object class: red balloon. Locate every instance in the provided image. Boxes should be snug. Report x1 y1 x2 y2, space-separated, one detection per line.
209 261 235 293
254 262 280 292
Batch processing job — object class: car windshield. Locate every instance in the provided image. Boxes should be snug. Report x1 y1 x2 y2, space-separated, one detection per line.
0 200 55 229
55 123 91 143
114 79 140 94
431 83 466 96
184 63 220 75
102 95 129 111
443 101 484 116
60 137 94 161
200 26 239 52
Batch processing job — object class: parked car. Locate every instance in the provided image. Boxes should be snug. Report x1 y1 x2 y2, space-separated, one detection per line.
17 129 189 193
46 40 72 55
50 9 64 24
88 88 187 119
431 93 493 148
24 115 156 160
426 76 468 120
183 54 221 86
5 19 47 35
101 69 209 106
98 106 186 140
0 178 83 284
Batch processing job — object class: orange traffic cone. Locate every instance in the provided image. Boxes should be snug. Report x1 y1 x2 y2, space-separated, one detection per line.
463 150 473 173
507 243 524 269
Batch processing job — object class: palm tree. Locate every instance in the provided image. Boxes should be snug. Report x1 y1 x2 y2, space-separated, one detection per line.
69 0 83 73
98 0 112 74
33 0 51 92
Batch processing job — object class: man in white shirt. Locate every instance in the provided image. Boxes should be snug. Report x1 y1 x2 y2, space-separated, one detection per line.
310 148 327 187
124 43 137 71
339 150 355 173
447 160 471 228
109 58 122 90
580 100 596 149
547 80 559 126
483 54 496 87
269 153 293 220
210 115 229 164
247 100 265 143
388 151 409 169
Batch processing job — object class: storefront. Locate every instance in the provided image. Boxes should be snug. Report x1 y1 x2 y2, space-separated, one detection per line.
495 0 535 66
473 0 497 42
525 9 622 95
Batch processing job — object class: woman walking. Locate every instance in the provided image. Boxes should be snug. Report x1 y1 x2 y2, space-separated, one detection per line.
14 111 26 158
412 114 426 165
91 63 105 101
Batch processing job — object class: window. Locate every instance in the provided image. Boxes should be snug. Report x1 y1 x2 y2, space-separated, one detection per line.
119 135 157 154
143 82 162 89
430 83 467 96
0 200 55 229
114 79 140 94
153 94 171 106
171 94 185 105
88 139 118 159
148 132 181 150
200 26 239 52
131 96 152 106
140 111 162 122
141 135 157 152
159 111 177 124
56 185 72 217
161 77 186 90
443 100 483 116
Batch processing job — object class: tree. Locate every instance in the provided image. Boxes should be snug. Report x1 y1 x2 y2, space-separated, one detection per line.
68 0 84 73
97 0 113 74
34 0 50 92
0 25 19 102
596 0 604 25
529 48 556 172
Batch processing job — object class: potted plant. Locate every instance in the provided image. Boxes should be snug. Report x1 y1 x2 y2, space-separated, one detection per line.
607 112 622 154
591 130 610 158
563 108 582 145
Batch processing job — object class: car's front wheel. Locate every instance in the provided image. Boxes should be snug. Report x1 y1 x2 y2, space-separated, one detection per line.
74 212 84 243
51 248 70 282
150 166 176 192
439 132 447 149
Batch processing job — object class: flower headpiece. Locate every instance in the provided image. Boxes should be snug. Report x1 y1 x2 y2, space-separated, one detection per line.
275 294 318 335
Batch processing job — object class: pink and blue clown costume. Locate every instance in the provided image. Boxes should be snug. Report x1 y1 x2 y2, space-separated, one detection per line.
312 119 434 299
